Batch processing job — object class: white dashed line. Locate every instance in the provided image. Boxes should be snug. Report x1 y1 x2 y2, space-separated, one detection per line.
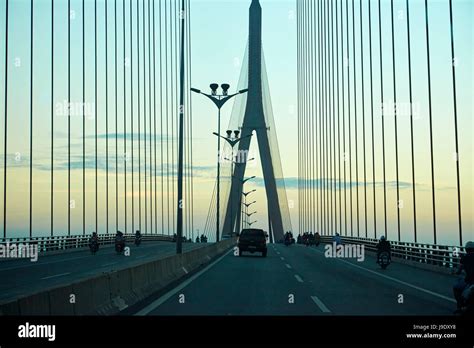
41 272 71 280
311 295 331 313
294 274 303 283
309 247 456 303
285 264 292 269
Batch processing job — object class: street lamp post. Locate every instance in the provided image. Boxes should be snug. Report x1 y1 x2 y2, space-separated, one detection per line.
176 0 186 254
240 176 256 231
243 200 256 227
224 146 254 237
248 220 258 227
242 189 256 228
191 85 248 243
245 210 257 227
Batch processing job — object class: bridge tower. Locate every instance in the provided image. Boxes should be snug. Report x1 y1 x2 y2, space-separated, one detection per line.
222 0 285 242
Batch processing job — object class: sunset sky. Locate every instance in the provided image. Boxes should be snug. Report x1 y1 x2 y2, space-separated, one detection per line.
0 0 472 246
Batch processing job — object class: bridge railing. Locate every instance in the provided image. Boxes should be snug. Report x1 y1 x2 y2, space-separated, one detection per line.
319 235 465 270
0 233 174 255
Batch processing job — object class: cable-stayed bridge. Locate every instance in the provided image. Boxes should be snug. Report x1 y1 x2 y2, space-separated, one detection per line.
0 0 472 318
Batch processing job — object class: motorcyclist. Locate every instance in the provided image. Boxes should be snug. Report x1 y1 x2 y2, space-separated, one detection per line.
304 232 310 246
284 232 291 245
333 233 342 246
89 231 99 251
453 241 474 314
89 231 98 243
115 230 124 243
376 235 391 262
135 230 142 245
314 232 321 246
309 232 315 246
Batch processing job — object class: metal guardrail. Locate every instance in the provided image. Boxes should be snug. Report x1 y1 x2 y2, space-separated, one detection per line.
0 234 174 254
319 235 465 270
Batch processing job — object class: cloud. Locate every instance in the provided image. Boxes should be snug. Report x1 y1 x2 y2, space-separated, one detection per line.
253 177 425 191
86 133 176 141
0 154 456 192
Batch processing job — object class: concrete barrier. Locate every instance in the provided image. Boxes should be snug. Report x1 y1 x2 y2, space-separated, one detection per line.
18 292 50 316
49 285 75 315
0 238 236 316
0 299 19 315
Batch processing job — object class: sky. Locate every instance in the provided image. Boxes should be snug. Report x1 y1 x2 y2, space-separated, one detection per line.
0 0 472 246
296 0 473 246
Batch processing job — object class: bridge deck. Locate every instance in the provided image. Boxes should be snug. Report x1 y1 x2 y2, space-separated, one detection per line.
139 243 457 315
0 241 205 304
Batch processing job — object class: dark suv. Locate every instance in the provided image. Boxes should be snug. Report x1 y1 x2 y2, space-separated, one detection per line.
238 228 267 257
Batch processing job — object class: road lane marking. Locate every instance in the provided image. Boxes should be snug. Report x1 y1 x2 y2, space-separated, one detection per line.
41 272 71 280
135 249 233 316
285 264 292 269
182 267 188 274
337 258 456 303
280 257 285 261
294 274 303 283
309 247 456 303
311 295 331 313
0 255 92 271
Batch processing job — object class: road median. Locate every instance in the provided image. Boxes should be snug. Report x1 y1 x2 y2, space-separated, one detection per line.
0 239 236 316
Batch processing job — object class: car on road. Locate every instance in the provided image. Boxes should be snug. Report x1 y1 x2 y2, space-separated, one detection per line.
238 228 267 257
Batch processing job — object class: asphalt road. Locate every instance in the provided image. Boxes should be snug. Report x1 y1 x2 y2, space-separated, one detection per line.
0 241 205 303
138 243 458 315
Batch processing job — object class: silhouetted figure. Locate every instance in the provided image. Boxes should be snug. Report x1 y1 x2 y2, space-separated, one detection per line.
333 233 342 246
453 241 474 313
115 231 125 253
89 231 99 254
376 235 391 261
135 230 142 246
314 232 321 246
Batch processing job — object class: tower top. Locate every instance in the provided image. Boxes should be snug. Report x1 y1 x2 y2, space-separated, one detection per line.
251 0 261 7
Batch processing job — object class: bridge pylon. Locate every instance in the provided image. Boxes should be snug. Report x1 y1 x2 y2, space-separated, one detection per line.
222 0 285 242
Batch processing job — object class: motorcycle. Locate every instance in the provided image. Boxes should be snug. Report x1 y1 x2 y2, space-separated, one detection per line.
89 238 99 254
115 235 125 254
135 235 142 246
377 251 391 270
